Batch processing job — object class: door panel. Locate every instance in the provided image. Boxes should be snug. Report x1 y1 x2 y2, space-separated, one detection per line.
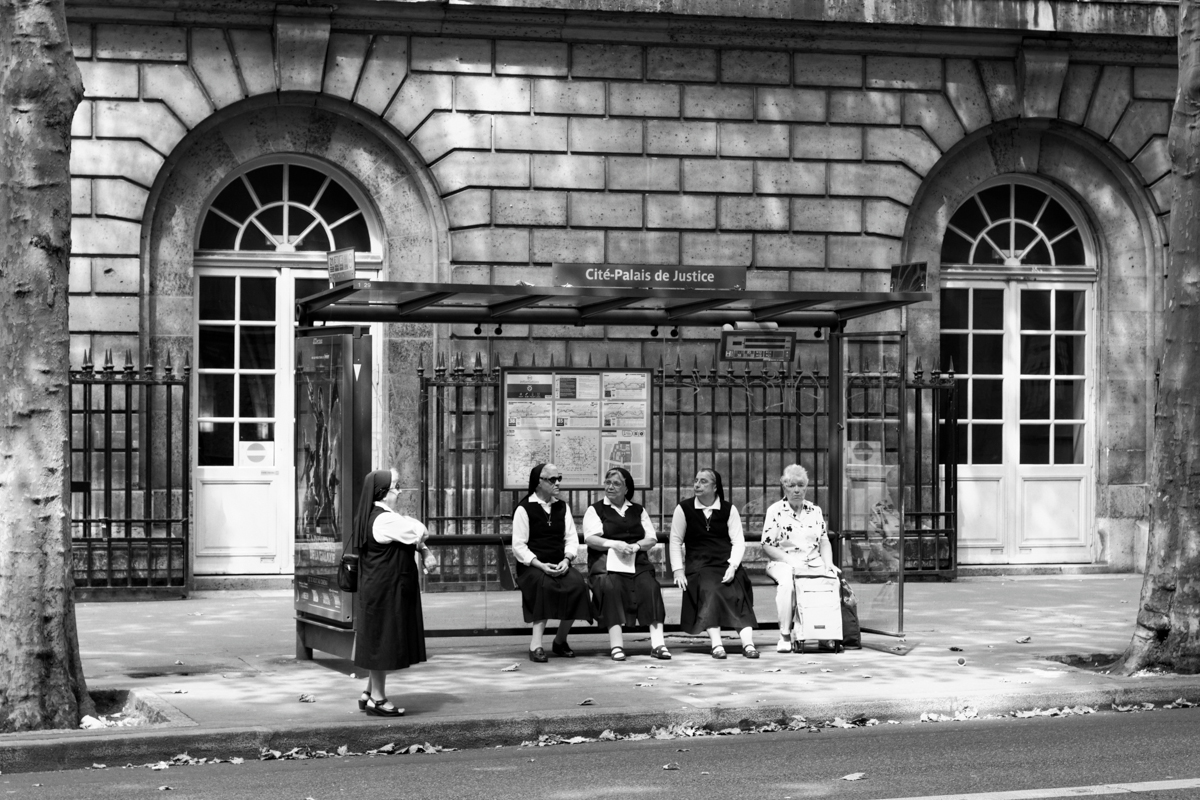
956 472 1007 561
195 467 284 571
1017 474 1090 560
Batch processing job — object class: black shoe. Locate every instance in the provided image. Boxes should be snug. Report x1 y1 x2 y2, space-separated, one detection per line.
552 641 575 658
365 697 403 717
529 647 548 663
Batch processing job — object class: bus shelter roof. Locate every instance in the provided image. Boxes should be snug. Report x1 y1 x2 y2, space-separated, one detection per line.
296 280 932 329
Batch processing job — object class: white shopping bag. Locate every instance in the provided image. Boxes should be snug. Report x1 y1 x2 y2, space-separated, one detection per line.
794 576 843 642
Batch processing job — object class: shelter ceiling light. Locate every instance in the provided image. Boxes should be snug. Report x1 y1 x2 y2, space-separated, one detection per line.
670 327 680 338
651 326 659 337
494 324 503 336
474 324 483 335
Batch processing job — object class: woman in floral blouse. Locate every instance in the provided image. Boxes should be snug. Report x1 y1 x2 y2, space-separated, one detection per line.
760 464 838 653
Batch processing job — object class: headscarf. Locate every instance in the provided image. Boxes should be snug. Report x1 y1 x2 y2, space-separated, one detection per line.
353 469 393 548
518 463 547 512
698 467 725 503
605 467 636 503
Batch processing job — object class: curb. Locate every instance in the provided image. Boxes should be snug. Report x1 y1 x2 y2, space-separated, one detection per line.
3 680 1199 774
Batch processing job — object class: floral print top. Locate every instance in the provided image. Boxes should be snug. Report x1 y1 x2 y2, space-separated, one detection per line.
761 498 827 563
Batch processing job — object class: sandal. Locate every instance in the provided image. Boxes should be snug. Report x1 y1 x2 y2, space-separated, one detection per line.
650 645 672 660
364 697 404 717
711 645 727 660
610 646 627 662
358 690 371 711
742 644 760 659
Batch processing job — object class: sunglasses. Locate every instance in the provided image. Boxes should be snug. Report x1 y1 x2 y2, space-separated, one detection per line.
542 476 563 484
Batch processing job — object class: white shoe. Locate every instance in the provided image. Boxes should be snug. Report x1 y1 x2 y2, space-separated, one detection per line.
776 636 792 653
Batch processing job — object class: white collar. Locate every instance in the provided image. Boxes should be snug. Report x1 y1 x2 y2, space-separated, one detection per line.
693 497 721 512
602 497 631 512
526 492 554 509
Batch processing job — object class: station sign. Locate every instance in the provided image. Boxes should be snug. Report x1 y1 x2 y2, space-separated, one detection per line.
552 263 745 291
719 329 796 362
327 247 356 287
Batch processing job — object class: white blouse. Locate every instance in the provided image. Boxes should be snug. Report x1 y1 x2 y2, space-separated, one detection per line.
668 498 745 571
371 501 427 545
511 494 579 566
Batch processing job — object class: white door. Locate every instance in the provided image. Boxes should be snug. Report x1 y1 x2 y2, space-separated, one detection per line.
942 283 1094 564
194 271 297 575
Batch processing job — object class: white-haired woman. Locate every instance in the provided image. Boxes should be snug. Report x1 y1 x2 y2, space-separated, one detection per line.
760 464 837 653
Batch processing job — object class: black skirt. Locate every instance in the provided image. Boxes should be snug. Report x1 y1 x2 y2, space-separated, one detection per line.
679 566 757 634
589 569 667 628
514 564 593 623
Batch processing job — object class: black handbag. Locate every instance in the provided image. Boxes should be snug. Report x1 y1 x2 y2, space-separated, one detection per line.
839 578 862 649
337 547 359 592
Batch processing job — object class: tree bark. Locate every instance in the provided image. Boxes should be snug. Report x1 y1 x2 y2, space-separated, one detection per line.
0 0 90 730
1112 0 1200 676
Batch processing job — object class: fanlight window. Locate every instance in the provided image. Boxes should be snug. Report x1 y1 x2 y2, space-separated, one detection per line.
940 183 1086 267
198 163 372 253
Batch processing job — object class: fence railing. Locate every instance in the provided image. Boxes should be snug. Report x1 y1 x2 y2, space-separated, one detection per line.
420 349 957 589
69 350 191 598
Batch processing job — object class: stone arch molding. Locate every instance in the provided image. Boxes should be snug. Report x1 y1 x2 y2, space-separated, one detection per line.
142 94 450 359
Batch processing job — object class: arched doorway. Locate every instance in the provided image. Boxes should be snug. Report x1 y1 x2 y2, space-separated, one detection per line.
939 177 1097 563
191 157 383 575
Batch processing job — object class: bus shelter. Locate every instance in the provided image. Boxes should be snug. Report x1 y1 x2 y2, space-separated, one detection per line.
293 267 943 660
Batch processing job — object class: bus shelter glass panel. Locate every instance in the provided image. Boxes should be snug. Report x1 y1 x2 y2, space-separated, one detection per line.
839 332 906 636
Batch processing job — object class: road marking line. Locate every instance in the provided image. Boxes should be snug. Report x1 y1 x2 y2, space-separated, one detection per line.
872 777 1200 799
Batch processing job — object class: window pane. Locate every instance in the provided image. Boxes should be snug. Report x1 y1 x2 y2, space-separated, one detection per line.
972 334 1003 375
1019 424 1050 464
950 197 987 236
940 230 972 264
973 379 1003 419
239 375 275 418
1024 240 1052 266
973 230 1007 264
240 223 274 251
1054 424 1085 464
198 277 235 320
1013 184 1046 222
331 213 370 252
198 214 239 250
940 333 968 374
198 422 234 466
212 177 257 221
239 328 275 370
199 374 234 418
289 165 325 206
1038 199 1074 240
940 422 968 465
974 289 1004 330
246 163 284 205
1020 380 1050 420
295 222 333 252
1054 380 1085 420
241 277 276 321
315 179 358 225
972 424 1002 464
1021 335 1051 374
940 289 969 329
257 206 284 240
1055 291 1085 331
197 325 234 369
1053 230 1085 265
1055 335 1085 375
1020 290 1051 330
979 185 1010 223
296 278 327 303
240 422 275 443
1012 223 1036 254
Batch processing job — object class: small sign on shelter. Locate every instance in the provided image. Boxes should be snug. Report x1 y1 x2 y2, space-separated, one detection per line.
327 247 356 288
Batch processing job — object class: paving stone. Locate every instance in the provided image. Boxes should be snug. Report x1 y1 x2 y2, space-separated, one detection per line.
456 76 531 112
532 154 606 189
681 159 752 193
830 90 901 125
569 192 643 228
79 61 138 99
610 83 680 117
647 121 717 155
142 64 213 129
681 232 752 265
570 118 643 154
719 122 789 158
451 228 529 262
754 233 825 267
411 112 492 162
95 23 185 61
755 161 825 195
323 32 371 100
794 53 862 87
432 151 530 193
647 46 717 82
384 73 453 136
495 116 567 152
719 197 789 231
412 37 491 73
722 49 790 85
646 194 716 229
607 231 679 264
757 87 826 122
191 28 243 109
866 56 941 90
531 229 605 262
945 58 993 133
607 156 679 191
230 29 276 95
682 85 755 119
791 125 862 160
276 16 330 92
903 93 964 153
355 36 408 115
497 40 567 76
572 44 642 79
533 79 606 115
444 189 492 228
792 198 861 233
493 189 567 226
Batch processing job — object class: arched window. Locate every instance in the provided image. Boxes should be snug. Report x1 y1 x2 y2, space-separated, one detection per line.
197 161 375 254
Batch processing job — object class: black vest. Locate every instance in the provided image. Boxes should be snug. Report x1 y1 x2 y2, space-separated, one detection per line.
518 497 567 563
587 500 652 574
680 498 733 572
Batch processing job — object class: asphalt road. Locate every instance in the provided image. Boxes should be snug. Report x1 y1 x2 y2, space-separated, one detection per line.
2 707 1197 800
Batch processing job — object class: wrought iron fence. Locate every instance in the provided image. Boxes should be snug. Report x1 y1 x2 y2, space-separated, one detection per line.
69 350 191 598
419 346 957 588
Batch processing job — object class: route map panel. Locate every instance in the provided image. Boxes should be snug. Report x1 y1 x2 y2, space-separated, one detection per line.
502 368 653 490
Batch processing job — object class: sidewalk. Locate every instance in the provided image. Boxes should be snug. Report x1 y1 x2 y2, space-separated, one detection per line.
3 574 1200 773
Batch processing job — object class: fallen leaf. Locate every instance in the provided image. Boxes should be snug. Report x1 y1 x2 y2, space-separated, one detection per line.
157 787 172 792
949 646 963 652
634 682 655 687
578 698 594 706
663 762 680 770
820 668 832 673
298 694 315 703
1015 636 1032 644
763 668 782 673
500 663 520 672
676 748 690 752
91 764 107 770
841 772 866 781
173 660 184 665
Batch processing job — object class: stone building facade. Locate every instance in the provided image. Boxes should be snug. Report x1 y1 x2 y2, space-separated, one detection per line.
63 0 1172 577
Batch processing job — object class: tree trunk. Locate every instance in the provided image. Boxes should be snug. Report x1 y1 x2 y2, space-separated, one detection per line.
1112 0 1200 676
0 0 91 730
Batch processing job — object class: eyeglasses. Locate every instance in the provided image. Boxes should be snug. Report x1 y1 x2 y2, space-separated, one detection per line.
781 482 806 489
542 476 563 484
603 480 625 488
